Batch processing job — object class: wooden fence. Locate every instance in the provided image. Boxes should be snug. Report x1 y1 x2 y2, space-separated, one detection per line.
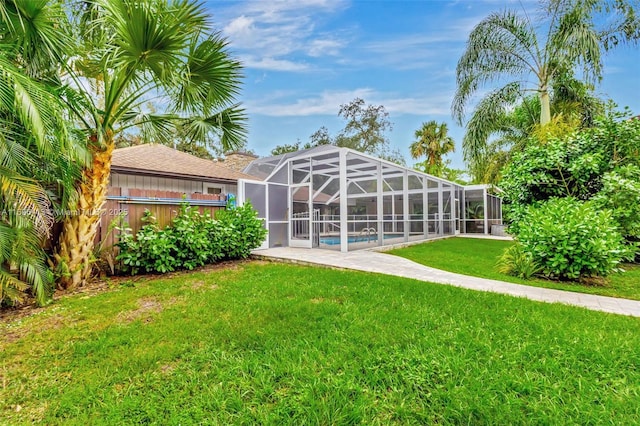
96 187 227 252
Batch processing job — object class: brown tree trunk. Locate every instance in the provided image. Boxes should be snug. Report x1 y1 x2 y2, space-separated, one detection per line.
54 140 114 289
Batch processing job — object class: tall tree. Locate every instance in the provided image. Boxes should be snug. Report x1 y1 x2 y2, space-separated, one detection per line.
409 121 455 177
49 0 247 288
271 99 404 164
335 98 404 164
452 0 639 168
335 98 393 155
465 75 605 184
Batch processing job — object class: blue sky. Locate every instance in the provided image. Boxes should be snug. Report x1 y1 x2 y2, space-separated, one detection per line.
207 0 640 169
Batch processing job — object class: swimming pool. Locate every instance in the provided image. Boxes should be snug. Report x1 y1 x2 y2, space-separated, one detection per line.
319 233 404 245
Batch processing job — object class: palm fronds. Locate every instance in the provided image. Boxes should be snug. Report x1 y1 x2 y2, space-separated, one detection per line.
0 1 84 305
452 1 622 180
0 220 53 307
452 10 537 125
410 121 455 177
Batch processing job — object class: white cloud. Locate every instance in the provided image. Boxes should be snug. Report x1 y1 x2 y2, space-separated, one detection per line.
223 15 254 40
308 38 344 57
239 0 346 21
214 0 540 74
247 88 375 116
216 0 350 72
382 95 452 116
240 56 310 72
246 88 453 117
356 14 486 71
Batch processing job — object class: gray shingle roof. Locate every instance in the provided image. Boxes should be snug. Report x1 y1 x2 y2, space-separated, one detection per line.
112 144 257 182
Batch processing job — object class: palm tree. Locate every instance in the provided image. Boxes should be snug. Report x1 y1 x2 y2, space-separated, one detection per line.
410 121 455 177
453 0 640 168
463 74 606 183
452 2 605 166
50 0 247 288
0 1 86 305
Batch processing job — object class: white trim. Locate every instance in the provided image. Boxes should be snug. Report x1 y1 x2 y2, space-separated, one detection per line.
289 183 313 248
339 150 348 252
237 179 269 249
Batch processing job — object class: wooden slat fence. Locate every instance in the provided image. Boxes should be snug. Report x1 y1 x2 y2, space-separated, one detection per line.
96 187 226 255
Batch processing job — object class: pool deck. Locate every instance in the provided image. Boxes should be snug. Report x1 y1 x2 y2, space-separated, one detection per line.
251 244 640 318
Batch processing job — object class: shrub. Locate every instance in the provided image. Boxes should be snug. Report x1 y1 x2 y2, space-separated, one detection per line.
500 113 640 247
117 202 267 275
170 203 217 270
592 165 640 242
500 134 606 209
496 243 541 279
214 202 268 259
117 211 176 275
514 198 634 280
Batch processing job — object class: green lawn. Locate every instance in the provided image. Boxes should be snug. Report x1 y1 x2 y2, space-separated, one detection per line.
2 262 640 424
389 237 640 300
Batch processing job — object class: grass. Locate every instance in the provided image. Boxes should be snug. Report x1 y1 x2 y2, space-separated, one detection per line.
389 237 640 300
2 261 640 424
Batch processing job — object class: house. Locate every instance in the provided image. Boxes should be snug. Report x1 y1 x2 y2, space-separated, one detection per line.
100 144 503 253
98 144 257 247
111 144 255 196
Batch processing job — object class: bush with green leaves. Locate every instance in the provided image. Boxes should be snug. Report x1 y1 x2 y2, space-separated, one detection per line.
501 114 638 202
117 202 266 275
500 113 640 251
116 211 177 275
213 203 268 259
513 198 634 280
170 203 219 270
592 165 640 242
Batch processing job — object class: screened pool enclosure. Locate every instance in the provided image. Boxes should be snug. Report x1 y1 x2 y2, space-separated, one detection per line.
238 146 502 252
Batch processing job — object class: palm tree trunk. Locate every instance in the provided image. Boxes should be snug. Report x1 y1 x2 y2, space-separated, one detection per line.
54 140 114 289
540 89 551 125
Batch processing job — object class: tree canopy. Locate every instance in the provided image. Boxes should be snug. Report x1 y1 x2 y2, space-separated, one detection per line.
452 0 640 177
0 0 88 305
410 121 455 177
270 98 404 164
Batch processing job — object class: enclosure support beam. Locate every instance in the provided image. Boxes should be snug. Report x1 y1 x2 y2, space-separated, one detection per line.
377 161 383 247
438 182 443 236
403 169 409 243
460 188 466 234
339 150 348 252
423 177 428 239
483 187 489 235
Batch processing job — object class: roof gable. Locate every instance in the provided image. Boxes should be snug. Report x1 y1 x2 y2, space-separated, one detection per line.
112 144 257 182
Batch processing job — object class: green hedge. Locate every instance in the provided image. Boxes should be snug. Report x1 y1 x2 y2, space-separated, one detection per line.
512 198 635 280
116 202 267 275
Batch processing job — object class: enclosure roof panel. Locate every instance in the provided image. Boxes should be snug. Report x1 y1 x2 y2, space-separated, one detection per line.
242 145 339 179
243 145 465 190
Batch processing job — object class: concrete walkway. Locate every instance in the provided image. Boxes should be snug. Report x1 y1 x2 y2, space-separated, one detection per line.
252 247 640 318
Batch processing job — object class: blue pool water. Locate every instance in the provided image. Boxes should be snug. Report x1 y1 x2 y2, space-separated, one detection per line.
319 234 404 245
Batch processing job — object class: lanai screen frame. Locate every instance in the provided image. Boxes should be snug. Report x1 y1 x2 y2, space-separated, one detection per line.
242 146 480 252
